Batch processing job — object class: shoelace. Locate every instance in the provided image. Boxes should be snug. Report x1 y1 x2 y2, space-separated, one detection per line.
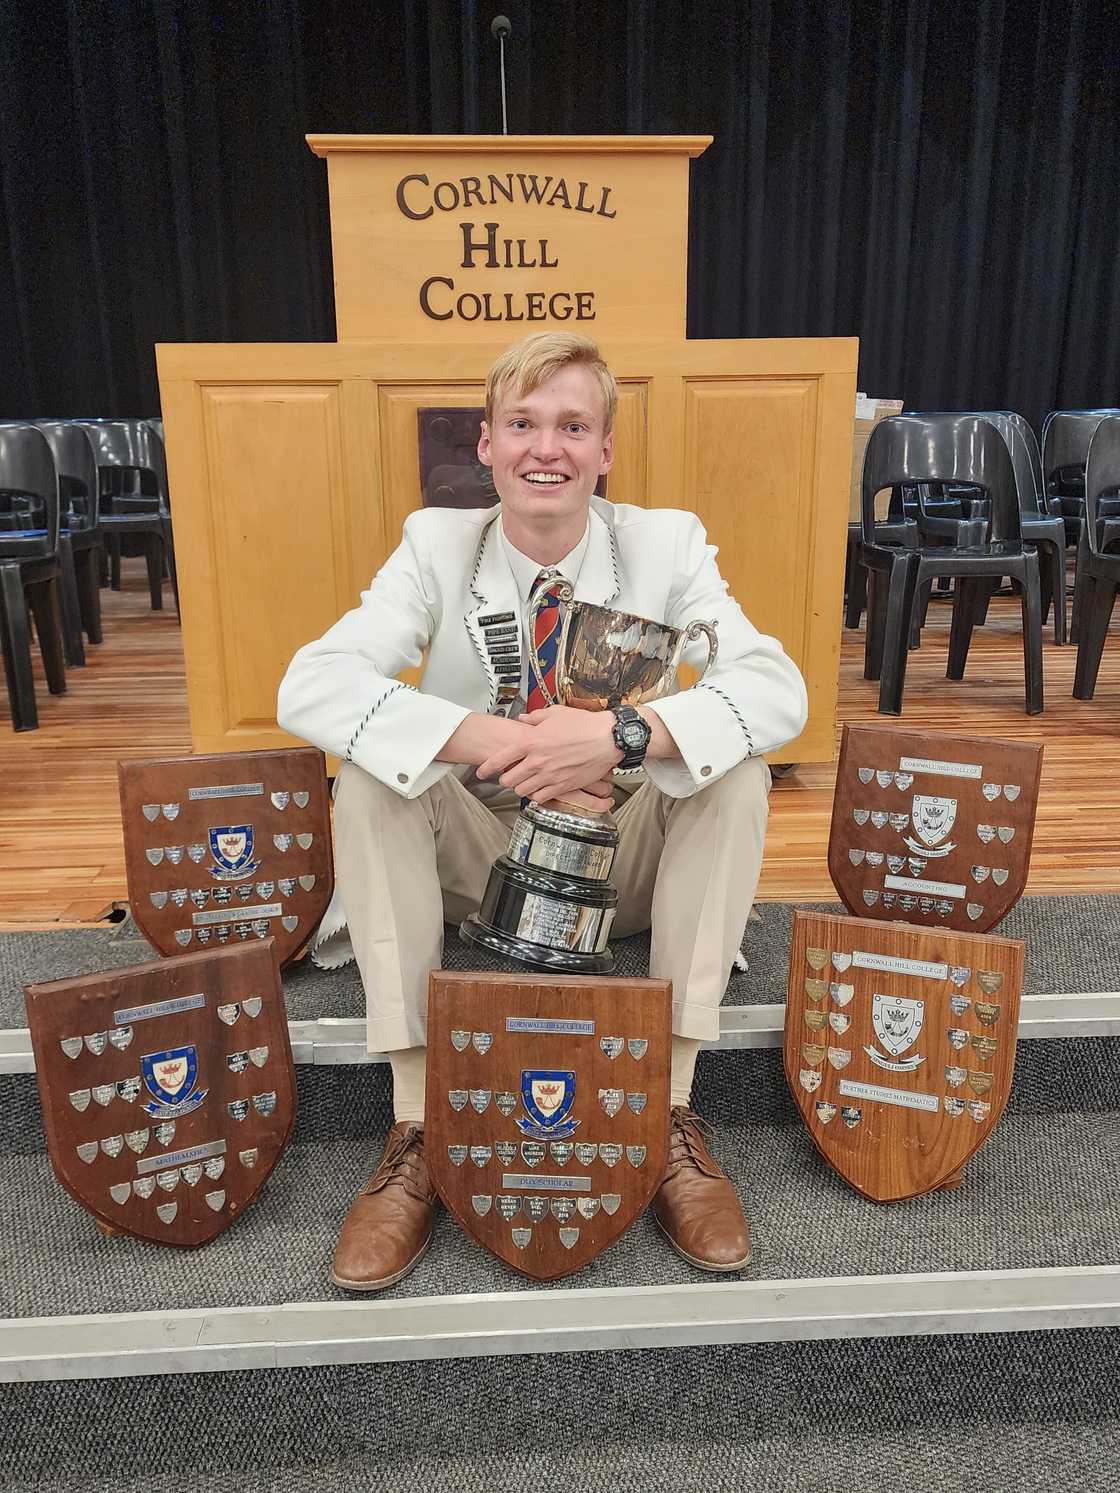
665 1106 723 1180
363 1125 432 1204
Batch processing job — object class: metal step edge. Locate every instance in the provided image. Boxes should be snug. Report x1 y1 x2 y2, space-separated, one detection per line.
1 993 1118 1073
2 1264 1117 1383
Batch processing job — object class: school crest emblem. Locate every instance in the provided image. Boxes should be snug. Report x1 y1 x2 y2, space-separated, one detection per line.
518 1070 579 1138
208 826 258 881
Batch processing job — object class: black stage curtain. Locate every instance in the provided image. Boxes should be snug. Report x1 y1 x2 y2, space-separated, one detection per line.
1 0 1118 428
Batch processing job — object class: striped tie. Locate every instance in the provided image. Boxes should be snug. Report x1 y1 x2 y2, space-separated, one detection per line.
527 574 564 712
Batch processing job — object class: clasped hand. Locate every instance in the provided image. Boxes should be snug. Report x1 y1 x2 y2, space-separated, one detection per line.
477 705 623 811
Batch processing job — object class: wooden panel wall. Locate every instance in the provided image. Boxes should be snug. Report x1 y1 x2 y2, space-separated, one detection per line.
157 337 857 763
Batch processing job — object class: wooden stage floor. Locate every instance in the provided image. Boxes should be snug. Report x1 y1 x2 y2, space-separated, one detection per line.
2 564 1118 927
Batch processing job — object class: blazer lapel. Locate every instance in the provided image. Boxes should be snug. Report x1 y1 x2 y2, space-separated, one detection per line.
464 510 520 709
574 504 621 607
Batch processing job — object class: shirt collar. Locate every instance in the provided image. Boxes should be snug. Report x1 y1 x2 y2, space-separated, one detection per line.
499 519 591 606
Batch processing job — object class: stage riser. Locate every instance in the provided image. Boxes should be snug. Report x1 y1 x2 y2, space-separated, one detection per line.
5 891 1120 1032
1 1038 1118 1155
2 1329 1118 1492
2 1099 1118 1323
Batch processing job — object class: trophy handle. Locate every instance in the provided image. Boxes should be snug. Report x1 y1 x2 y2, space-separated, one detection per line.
669 619 719 682
527 574 575 706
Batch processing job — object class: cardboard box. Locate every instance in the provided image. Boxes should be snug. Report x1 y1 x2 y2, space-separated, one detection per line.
850 396 904 523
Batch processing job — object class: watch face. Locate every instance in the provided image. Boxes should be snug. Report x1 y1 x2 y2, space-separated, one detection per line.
622 724 643 747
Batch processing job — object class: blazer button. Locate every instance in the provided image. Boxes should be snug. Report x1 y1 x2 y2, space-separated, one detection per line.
700 765 712 777
397 772 409 784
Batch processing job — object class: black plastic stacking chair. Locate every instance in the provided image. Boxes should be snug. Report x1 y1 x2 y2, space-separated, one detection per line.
1047 409 1120 645
861 415 1043 716
898 412 1068 645
1011 415 1057 516
1043 408 1120 516
1073 417 1120 700
79 419 178 612
37 422 105 660
0 426 67 730
979 413 1068 645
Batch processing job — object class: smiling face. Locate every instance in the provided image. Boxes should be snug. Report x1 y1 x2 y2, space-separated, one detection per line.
477 363 614 541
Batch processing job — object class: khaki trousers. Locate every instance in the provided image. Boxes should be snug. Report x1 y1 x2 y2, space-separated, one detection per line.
333 756 771 1052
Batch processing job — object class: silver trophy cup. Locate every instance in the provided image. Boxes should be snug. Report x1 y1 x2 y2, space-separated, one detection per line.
460 577 718 973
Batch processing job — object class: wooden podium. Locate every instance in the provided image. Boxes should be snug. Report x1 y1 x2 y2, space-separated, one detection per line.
156 135 856 764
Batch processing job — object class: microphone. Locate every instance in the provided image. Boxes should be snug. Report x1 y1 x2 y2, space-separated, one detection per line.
491 15 511 133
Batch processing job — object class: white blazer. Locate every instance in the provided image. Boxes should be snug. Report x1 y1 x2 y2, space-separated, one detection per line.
277 497 808 800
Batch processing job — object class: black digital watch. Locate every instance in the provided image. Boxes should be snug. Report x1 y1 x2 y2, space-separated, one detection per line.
610 704 653 769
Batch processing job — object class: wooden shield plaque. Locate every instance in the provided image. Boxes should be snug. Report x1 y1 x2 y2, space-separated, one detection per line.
785 911 1024 1202
828 725 1042 932
119 748 332 967
427 971 670 1281
25 941 296 1248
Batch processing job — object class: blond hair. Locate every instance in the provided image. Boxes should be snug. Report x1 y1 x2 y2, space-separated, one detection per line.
484 332 618 434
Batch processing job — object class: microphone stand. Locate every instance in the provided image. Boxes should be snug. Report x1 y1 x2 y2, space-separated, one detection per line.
491 15 511 134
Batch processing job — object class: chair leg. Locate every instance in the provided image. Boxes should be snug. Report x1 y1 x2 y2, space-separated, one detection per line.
909 578 933 649
144 534 164 610
864 568 886 680
162 516 180 618
878 561 919 715
1049 538 1068 645
109 534 121 590
845 539 867 629
1020 554 1044 715
1070 521 1089 646
57 536 86 668
947 577 982 680
970 577 997 628
26 576 67 696
75 544 104 644
0 564 38 729
1038 546 1053 628
1072 573 1117 700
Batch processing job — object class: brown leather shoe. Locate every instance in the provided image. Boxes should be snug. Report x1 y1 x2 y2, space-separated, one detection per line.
651 1106 751 1271
331 1123 438 1291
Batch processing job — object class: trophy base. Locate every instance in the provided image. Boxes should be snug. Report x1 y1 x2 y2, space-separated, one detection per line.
461 856 618 975
459 915 615 975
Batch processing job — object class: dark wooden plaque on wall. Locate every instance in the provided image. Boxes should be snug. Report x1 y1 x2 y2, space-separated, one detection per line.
427 970 669 1281
119 748 332 968
26 941 295 1248
828 725 1042 933
419 408 498 509
785 911 1023 1202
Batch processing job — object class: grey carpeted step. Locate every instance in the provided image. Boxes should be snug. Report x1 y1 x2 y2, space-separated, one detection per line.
2 1327 1118 1492
2 1032 1119 1156
2 1046 1117 1318
3 892 1120 1030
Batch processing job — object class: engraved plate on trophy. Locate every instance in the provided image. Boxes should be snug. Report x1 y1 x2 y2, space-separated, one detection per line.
828 725 1042 933
427 970 669 1281
119 748 333 968
461 580 718 972
784 910 1023 1202
25 941 296 1248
